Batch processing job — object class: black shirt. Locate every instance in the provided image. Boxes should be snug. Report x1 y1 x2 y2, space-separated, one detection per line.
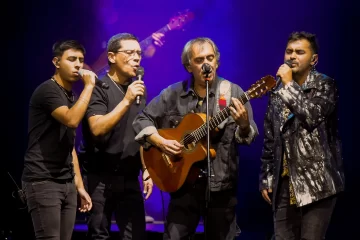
79 75 146 177
22 79 76 182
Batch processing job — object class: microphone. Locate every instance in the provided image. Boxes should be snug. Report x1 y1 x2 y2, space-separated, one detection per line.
201 63 212 78
78 69 109 89
135 66 144 105
274 60 293 90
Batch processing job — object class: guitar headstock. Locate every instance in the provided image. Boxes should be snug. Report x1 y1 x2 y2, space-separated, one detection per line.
167 10 195 31
247 75 276 99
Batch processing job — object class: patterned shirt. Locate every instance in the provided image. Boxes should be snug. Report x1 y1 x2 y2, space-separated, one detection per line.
281 107 297 205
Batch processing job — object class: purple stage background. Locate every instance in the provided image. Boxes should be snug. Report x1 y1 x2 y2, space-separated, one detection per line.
3 0 354 239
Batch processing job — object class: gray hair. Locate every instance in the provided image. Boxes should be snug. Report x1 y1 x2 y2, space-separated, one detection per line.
181 37 220 69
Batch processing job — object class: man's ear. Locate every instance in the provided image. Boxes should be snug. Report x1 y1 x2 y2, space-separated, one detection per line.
310 54 318 66
108 52 116 64
52 57 60 68
185 65 192 73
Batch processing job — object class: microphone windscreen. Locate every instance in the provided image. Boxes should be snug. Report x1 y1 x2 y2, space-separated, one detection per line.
136 66 144 76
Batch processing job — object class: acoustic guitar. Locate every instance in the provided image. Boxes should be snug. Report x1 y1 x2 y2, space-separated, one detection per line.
140 75 276 192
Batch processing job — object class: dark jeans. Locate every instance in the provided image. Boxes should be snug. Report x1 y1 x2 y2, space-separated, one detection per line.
22 179 77 240
84 174 145 240
274 177 337 240
163 178 238 240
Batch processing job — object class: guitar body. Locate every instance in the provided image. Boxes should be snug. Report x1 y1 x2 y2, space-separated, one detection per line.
140 113 215 193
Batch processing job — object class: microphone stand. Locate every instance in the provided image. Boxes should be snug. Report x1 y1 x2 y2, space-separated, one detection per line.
205 75 211 239
201 63 213 238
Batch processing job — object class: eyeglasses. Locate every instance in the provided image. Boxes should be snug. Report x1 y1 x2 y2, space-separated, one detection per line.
116 50 143 58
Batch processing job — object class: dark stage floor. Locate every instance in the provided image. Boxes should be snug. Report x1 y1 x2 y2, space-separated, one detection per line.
73 222 272 240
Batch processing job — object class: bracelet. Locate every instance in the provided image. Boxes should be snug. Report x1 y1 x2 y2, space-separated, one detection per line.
142 168 150 181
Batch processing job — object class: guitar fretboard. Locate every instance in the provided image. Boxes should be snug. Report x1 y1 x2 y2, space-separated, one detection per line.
182 92 250 145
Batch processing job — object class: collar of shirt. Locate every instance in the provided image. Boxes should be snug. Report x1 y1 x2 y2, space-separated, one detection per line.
180 75 219 98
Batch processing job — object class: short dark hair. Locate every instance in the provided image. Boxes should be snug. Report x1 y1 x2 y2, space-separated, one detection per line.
287 31 319 54
107 33 139 53
52 40 86 58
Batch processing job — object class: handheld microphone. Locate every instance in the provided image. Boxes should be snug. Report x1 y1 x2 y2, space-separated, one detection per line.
78 69 109 89
274 60 293 90
136 66 144 105
201 63 212 78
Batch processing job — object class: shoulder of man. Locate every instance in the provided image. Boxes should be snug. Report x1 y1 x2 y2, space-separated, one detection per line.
315 71 335 83
309 71 336 90
160 80 187 96
218 78 245 96
31 79 59 98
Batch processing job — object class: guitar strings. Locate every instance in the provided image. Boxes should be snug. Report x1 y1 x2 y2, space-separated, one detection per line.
181 95 247 145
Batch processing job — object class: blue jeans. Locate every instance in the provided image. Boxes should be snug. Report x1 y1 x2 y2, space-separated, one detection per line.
22 179 77 240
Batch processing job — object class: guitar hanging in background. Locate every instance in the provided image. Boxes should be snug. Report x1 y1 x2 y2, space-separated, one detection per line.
87 10 195 77
140 75 277 193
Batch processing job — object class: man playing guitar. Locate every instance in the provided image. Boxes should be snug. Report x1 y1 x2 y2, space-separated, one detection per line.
133 37 259 239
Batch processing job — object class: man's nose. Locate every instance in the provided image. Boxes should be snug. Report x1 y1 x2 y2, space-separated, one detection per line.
203 58 212 64
75 59 82 67
290 52 297 59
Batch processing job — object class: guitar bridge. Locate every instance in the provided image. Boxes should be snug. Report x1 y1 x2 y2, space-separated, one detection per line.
162 153 176 173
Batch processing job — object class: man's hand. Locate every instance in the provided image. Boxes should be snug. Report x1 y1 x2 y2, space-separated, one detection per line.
123 80 145 104
276 63 292 86
152 33 165 47
147 133 183 156
142 169 153 200
229 97 250 129
261 188 272 205
144 33 165 58
158 138 183 156
79 69 97 87
78 188 92 212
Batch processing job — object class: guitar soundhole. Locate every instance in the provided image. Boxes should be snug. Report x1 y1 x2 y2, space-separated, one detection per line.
183 133 196 151
184 142 196 151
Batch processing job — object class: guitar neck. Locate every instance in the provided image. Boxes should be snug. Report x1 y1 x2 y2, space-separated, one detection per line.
93 25 170 77
140 25 170 50
183 92 250 145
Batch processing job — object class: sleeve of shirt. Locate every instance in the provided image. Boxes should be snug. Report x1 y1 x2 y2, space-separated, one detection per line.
259 96 275 191
277 77 338 132
234 125 257 145
232 83 259 145
35 82 68 114
132 88 168 148
85 85 108 119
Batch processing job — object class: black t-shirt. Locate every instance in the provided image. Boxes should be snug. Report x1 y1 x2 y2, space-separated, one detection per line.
22 79 76 182
78 75 146 177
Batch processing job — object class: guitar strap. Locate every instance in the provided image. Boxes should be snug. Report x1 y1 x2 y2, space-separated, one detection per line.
214 79 233 129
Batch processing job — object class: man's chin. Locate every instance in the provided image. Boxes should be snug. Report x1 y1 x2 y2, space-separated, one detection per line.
67 77 79 83
128 72 136 78
202 74 214 82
